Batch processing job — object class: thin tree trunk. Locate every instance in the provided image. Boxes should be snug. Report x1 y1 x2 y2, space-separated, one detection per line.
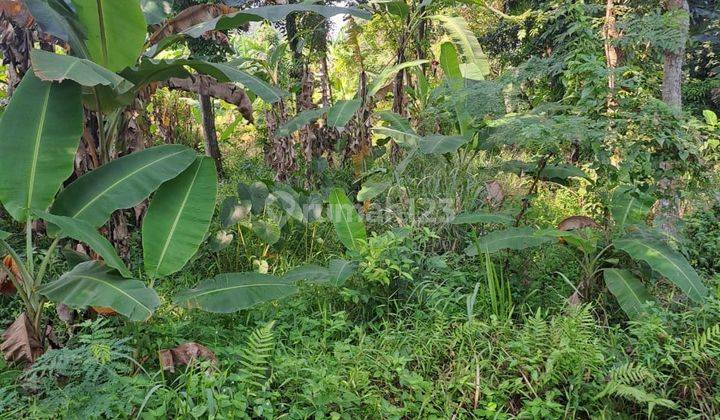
603 0 619 109
390 21 409 163
199 94 224 177
661 0 689 111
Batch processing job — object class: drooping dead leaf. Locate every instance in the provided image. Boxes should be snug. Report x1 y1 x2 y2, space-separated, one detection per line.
1 312 43 364
0 255 21 295
557 215 600 231
165 75 253 123
485 181 505 210
147 3 237 47
158 342 218 373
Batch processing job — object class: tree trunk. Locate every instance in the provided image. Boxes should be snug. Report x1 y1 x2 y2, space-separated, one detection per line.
661 0 689 111
390 23 409 163
199 94 224 177
603 0 619 109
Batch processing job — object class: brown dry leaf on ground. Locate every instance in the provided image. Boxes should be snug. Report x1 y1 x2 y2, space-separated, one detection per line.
158 342 218 373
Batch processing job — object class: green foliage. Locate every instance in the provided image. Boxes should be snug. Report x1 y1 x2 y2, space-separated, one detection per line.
683 199 720 275
19 320 142 418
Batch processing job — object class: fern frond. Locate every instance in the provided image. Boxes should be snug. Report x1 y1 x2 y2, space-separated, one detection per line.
689 324 720 358
239 321 277 392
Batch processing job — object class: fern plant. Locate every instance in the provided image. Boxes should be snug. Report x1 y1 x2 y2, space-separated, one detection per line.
238 321 277 395
596 362 677 416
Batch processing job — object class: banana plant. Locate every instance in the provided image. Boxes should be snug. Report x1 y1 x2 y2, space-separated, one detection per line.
0 68 218 360
0 1 377 362
459 186 709 320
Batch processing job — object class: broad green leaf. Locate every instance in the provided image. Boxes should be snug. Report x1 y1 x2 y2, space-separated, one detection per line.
72 0 146 71
25 0 89 58
31 49 133 92
603 269 654 320
277 108 327 136
703 109 718 126
123 59 288 103
61 247 92 268
143 157 218 278
36 211 131 278
373 127 419 147
376 111 413 132
327 99 361 128
0 71 82 222
51 145 196 228
189 61 287 103
451 212 514 225
327 188 366 252
174 272 298 313
0 230 10 240
615 232 708 303
301 192 324 223
357 178 391 201
249 181 270 214
282 264 327 283
439 42 462 84
40 261 159 321
210 230 234 252
432 15 489 79
419 135 470 154
283 259 356 286
327 259 357 286
373 0 409 17
611 186 653 229
465 227 555 256
368 59 429 97
252 220 281 245
273 190 304 222
220 197 251 228
501 160 589 184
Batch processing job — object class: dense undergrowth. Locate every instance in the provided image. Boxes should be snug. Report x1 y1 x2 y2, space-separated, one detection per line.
1 0 720 418
1 150 719 418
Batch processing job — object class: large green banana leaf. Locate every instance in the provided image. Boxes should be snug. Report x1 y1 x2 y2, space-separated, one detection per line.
122 59 288 103
603 269 653 320
432 15 489 80
71 0 146 71
357 178 392 201
30 49 133 92
277 108 326 136
615 232 708 303
40 261 159 321
368 60 428 97
36 211 131 278
283 259 356 286
327 188 366 253
51 145 196 228
465 226 555 256
327 100 361 128
419 135 470 154
25 0 90 58
376 111 413 132
0 71 82 222
143 157 218 278
611 186 654 230
174 272 298 313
